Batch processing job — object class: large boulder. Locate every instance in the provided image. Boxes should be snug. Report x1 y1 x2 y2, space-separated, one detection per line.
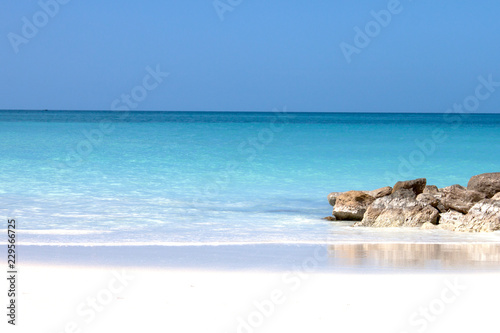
437 185 486 214
392 178 427 195
327 192 344 206
355 189 439 228
493 193 500 201
456 199 500 232
366 186 393 199
332 191 374 220
467 172 500 198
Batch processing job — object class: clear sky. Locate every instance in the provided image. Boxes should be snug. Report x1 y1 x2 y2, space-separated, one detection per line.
1 0 500 112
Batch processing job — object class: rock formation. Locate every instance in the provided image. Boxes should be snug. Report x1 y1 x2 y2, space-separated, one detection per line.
326 172 500 232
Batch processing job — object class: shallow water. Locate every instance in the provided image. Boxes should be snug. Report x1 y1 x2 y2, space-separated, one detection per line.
1 111 499 246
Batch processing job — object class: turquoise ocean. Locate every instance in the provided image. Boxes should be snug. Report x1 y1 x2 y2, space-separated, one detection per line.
1 111 500 247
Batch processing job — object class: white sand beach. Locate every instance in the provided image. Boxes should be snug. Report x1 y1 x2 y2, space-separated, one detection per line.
3 263 500 333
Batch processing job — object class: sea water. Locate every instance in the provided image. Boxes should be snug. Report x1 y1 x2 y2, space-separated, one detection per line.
1 111 500 246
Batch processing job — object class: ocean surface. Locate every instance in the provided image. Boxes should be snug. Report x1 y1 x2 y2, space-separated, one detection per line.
1 111 500 247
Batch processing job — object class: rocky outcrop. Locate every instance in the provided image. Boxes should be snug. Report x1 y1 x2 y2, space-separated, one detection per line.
327 173 500 232
355 189 439 228
332 191 374 220
392 178 426 195
467 172 500 198
455 199 500 232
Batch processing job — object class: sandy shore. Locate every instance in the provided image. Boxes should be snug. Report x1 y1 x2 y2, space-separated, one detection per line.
2 263 500 333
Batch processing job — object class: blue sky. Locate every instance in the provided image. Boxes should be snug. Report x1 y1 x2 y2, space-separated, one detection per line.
1 0 500 112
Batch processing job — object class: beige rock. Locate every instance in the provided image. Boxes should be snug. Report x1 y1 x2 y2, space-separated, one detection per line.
423 185 439 194
456 199 500 232
438 185 486 214
355 189 439 228
467 172 500 198
366 186 393 199
421 222 438 230
328 187 392 206
333 191 374 221
437 210 465 231
416 193 440 208
392 178 427 195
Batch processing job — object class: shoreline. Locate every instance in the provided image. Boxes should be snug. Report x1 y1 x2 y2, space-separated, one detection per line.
17 243 500 273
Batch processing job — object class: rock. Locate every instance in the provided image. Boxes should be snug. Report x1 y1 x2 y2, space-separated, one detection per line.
437 211 465 231
437 185 486 214
322 216 337 221
332 191 375 221
416 193 440 207
392 178 427 195
355 189 439 228
423 185 439 194
467 172 500 198
421 222 438 230
327 192 344 206
417 193 447 213
455 199 500 232
328 188 391 206
366 186 392 199
493 193 500 200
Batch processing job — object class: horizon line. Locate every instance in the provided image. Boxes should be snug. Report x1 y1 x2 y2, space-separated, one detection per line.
1 109 500 115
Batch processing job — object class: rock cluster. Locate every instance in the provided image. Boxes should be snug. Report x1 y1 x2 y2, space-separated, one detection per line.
326 173 500 232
